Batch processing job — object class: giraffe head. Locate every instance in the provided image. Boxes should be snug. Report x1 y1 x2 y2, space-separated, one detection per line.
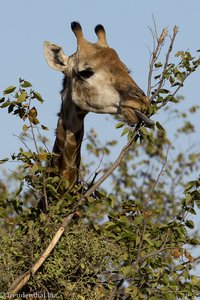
43 22 149 125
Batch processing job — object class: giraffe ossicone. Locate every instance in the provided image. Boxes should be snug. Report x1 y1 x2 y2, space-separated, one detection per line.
43 22 150 189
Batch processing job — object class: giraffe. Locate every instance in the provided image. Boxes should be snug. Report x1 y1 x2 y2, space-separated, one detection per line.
43 22 150 190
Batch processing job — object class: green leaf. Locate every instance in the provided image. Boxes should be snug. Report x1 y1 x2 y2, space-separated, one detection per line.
3 85 16 94
176 264 185 271
22 124 29 131
154 62 163 68
121 127 129 137
20 80 32 88
17 92 27 103
8 104 14 113
32 117 40 125
121 265 133 277
41 124 49 131
46 184 58 196
189 238 200 245
39 212 47 222
185 181 196 191
115 122 124 129
1 100 11 108
154 74 161 80
175 50 184 57
22 151 33 158
140 127 149 136
196 199 200 209
32 91 44 103
169 96 180 103
185 220 194 229
27 220 34 229
51 176 60 184
159 89 169 94
156 121 165 131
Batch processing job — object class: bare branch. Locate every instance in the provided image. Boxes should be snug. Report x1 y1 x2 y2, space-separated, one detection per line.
149 25 179 103
147 27 168 98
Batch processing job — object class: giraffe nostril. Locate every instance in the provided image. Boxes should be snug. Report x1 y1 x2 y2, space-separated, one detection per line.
128 91 140 99
130 91 149 102
129 90 145 97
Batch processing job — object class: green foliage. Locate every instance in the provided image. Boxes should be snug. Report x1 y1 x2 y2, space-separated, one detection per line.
0 28 200 299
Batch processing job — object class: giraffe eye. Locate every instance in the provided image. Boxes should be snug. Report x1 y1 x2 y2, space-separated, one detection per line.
78 69 94 79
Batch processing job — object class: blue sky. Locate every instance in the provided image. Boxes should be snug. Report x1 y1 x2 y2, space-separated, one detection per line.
0 0 200 168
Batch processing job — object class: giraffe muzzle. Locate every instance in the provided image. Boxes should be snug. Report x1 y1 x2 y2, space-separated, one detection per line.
121 95 154 126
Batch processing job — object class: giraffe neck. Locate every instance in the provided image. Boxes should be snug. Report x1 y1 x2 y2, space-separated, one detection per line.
52 77 87 189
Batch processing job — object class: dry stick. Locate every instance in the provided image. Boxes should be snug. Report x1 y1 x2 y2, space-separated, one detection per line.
7 129 139 296
147 27 168 98
149 26 179 103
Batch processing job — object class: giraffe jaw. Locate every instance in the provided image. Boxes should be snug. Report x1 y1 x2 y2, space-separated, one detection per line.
120 96 154 126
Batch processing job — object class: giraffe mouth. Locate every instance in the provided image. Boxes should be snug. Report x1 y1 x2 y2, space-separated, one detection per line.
121 104 154 126
121 95 154 126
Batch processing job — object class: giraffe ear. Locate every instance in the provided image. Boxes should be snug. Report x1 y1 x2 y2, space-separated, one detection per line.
43 41 69 72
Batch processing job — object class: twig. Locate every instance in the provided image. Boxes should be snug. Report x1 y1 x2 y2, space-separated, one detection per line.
149 26 178 103
87 169 101 189
147 27 168 98
43 185 48 211
157 69 192 109
7 127 139 295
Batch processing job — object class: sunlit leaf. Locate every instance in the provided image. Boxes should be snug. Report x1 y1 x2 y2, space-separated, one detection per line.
32 91 44 103
20 80 32 88
41 124 49 131
156 121 165 131
17 92 27 103
115 122 124 129
3 86 16 94
185 220 194 229
22 124 29 131
121 127 129 137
